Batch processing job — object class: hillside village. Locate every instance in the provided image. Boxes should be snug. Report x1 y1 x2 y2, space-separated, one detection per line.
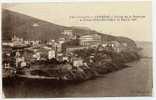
2 9 140 81
2 29 140 81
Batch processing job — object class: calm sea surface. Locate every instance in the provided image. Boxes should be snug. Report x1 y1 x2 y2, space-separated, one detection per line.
3 42 152 97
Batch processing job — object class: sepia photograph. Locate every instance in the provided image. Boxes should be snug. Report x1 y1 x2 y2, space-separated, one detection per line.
2 1 152 98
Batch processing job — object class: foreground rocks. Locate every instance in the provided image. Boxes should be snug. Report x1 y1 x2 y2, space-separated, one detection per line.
14 49 140 82
3 41 141 82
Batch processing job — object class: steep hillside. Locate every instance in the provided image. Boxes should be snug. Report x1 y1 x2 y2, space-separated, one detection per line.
2 9 137 48
2 9 67 41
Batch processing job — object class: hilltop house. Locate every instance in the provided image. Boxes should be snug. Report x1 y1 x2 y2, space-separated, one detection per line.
61 30 74 40
61 30 78 40
11 35 24 46
61 30 73 36
105 41 126 53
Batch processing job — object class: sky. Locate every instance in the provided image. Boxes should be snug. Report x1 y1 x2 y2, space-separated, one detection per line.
2 2 152 42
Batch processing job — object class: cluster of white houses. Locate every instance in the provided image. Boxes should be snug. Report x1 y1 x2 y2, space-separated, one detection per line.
3 29 128 68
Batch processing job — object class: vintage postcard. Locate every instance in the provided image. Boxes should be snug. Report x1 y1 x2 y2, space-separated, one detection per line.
2 1 152 98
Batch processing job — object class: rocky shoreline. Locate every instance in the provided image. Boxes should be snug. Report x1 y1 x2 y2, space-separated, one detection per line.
10 49 140 83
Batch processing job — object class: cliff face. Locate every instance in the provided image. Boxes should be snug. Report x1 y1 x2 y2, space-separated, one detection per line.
2 9 137 48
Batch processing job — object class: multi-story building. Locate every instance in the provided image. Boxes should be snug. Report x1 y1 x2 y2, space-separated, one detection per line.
79 34 101 46
61 30 73 36
72 57 83 67
61 30 77 40
48 49 56 60
65 46 89 54
105 41 126 53
11 35 24 46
